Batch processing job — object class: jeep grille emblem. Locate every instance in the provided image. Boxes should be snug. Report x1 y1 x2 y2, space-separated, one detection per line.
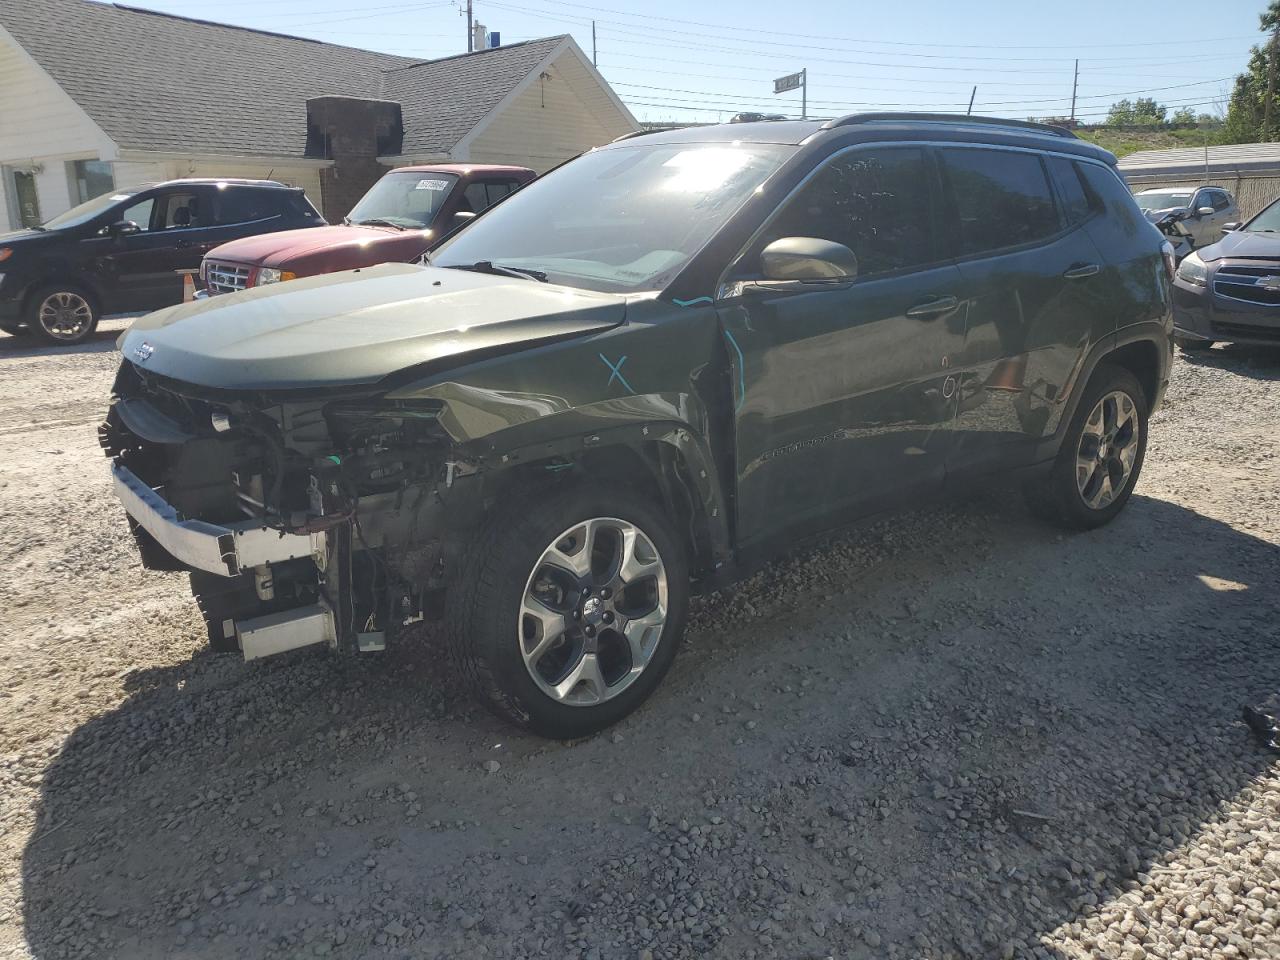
133 341 154 363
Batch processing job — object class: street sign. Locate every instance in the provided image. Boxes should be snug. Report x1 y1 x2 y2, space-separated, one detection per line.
774 71 803 94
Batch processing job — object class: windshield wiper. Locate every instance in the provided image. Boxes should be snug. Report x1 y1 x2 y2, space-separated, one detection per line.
447 261 548 282
354 218 408 231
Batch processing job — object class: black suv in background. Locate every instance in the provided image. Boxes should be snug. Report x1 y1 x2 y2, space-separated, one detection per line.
0 179 323 344
103 115 1172 738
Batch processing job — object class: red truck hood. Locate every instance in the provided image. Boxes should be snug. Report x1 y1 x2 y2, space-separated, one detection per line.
206 224 435 275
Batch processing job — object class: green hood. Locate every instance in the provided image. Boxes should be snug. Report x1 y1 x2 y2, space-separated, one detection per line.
120 263 627 390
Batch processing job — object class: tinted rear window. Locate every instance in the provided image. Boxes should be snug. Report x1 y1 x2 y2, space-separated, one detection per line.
941 148 1058 256
1047 156 1091 227
214 187 283 225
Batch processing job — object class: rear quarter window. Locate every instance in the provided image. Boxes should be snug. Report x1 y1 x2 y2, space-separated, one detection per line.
941 148 1058 256
214 187 282 226
1047 156 1091 227
1075 161 1154 260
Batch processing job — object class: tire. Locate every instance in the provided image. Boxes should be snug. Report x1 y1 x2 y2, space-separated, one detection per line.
1174 335 1214 353
446 483 689 739
27 283 99 345
1023 363 1149 531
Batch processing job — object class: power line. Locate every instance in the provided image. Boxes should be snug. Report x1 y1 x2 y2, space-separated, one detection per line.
487 0 1260 52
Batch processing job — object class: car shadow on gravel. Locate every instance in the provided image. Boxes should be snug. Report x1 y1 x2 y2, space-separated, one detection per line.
19 496 1280 959
1179 342 1280 379
0 316 136 357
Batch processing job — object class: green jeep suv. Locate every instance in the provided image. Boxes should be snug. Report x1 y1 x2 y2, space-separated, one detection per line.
101 114 1173 738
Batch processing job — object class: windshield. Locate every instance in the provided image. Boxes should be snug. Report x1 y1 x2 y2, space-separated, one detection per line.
347 172 459 229
42 189 139 230
1134 190 1193 211
432 142 794 293
1245 198 1280 232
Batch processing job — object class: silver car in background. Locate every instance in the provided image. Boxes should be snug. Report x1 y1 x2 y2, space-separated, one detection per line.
1134 185 1238 248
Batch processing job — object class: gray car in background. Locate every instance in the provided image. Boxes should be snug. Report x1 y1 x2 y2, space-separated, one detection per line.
1134 185 1238 247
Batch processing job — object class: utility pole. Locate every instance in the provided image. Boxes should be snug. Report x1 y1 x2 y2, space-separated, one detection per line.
967 85 976 115
1070 59 1078 125
1266 21 1279 140
592 20 597 66
801 68 807 121
466 0 474 52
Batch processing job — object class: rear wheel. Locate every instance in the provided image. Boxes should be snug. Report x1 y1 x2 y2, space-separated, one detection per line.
1024 364 1148 530
29 284 99 345
446 484 689 738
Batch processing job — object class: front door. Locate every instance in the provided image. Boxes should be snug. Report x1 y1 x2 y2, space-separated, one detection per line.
101 187 211 310
939 147 1108 470
716 146 966 549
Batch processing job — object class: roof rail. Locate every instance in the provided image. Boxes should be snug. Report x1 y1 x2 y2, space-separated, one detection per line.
821 113 1077 140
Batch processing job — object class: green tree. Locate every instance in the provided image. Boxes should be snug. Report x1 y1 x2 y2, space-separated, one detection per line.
1225 1 1280 142
1170 107 1198 125
1105 97 1169 126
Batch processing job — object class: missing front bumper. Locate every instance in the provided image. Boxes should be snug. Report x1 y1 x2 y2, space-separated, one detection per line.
110 462 326 577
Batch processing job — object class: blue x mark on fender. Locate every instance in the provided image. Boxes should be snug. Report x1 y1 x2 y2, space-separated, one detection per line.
599 353 635 394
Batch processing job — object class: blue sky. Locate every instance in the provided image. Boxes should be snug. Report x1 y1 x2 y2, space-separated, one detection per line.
130 0 1267 124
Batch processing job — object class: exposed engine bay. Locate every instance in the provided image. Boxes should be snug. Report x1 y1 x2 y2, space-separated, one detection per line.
99 360 481 659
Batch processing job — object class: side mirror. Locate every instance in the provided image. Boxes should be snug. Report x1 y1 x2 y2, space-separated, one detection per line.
760 237 858 283
108 220 141 237
1221 222 1240 234
449 210 477 231
1196 206 1215 217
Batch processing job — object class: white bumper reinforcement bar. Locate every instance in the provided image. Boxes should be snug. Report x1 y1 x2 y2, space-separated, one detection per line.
110 462 327 577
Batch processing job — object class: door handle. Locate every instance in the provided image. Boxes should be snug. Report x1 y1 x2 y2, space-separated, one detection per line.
1063 263 1100 280
905 295 959 320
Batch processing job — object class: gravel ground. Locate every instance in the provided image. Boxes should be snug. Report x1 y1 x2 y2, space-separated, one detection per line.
0 322 1278 960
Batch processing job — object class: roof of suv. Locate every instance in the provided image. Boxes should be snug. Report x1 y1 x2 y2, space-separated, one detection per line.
608 113 1116 165
131 178 295 190
387 163 534 176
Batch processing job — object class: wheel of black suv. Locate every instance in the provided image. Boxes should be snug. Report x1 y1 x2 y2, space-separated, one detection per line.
1023 364 1148 531
446 484 689 739
1174 335 1214 353
28 283 99 345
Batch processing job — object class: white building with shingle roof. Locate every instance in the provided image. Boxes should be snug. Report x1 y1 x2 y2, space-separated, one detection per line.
0 0 637 228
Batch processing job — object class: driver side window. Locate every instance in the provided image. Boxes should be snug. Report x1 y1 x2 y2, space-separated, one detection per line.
120 197 154 232
756 148 936 279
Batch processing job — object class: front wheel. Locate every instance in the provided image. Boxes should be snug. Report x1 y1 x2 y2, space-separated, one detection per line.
29 284 99 345
446 484 689 738
1023 364 1149 531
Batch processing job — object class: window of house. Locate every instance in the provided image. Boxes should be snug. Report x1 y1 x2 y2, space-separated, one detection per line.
758 147 936 278
69 160 115 205
941 148 1058 256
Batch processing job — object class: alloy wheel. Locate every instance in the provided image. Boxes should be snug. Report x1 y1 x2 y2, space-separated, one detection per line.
37 292 94 341
1075 390 1140 510
519 517 668 707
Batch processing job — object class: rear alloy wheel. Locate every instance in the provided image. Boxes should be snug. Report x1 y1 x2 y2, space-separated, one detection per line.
447 485 688 738
1024 364 1148 530
31 286 98 345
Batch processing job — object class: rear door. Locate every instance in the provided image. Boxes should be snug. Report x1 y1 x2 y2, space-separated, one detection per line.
716 145 966 549
940 146 1108 473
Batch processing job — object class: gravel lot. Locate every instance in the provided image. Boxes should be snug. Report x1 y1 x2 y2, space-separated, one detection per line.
0 321 1278 960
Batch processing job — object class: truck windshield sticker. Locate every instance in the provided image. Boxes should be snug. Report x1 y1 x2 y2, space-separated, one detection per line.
415 179 450 191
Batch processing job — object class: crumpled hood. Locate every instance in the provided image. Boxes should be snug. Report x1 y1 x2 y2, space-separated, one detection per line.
1143 206 1189 223
120 262 627 390
1194 229 1280 263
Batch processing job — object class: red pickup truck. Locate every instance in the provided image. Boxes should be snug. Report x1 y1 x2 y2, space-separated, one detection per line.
199 163 535 294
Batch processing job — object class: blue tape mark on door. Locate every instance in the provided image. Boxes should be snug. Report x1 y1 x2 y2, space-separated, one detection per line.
672 296 713 307
722 328 746 411
599 353 635 394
